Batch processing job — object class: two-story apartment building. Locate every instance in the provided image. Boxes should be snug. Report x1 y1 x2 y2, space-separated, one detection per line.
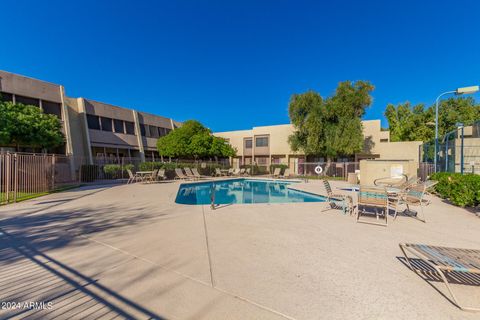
214 121 423 173
0 70 181 164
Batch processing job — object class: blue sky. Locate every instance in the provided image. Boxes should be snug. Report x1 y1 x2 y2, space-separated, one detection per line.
1 0 479 132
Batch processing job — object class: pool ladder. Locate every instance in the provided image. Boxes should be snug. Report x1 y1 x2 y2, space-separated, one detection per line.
210 182 216 210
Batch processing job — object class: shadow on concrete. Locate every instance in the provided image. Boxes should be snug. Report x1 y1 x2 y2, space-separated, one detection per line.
0 203 166 262
0 186 224 319
0 229 165 319
397 256 480 308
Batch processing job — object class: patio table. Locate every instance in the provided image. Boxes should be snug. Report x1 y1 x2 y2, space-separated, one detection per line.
338 185 401 195
135 171 153 181
136 171 153 175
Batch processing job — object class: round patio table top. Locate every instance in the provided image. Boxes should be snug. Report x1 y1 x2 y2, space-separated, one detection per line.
338 185 401 194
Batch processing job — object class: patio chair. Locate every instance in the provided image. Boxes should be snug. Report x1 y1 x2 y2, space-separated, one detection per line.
239 168 246 175
271 167 281 178
214 168 223 177
174 168 190 180
322 179 354 215
228 168 234 176
245 167 251 176
192 168 208 180
394 181 437 223
232 168 241 176
356 186 389 226
145 168 159 183
399 243 480 312
127 169 142 184
184 167 198 180
280 168 292 179
157 168 167 181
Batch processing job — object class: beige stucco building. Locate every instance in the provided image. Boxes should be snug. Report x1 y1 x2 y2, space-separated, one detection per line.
0 70 181 164
214 121 423 172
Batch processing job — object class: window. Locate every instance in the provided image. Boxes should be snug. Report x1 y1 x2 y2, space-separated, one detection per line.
140 124 147 136
42 100 62 118
256 157 268 165
113 119 125 133
158 127 166 137
15 95 39 107
380 138 388 143
86 114 100 130
272 158 281 164
0 92 13 102
149 125 159 138
125 121 135 135
255 137 268 147
245 139 252 149
101 117 113 132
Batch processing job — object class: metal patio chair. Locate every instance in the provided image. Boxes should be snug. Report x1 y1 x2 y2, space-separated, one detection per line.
174 168 190 180
322 179 354 215
127 169 142 184
271 167 281 178
157 168 167 181
394 181 437 222
144 169 159 183
399 243 480 312
183 167 198 180
356 186 389 226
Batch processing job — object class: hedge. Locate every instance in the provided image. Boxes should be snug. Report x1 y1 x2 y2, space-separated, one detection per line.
103 164 134 179
430 172 480 207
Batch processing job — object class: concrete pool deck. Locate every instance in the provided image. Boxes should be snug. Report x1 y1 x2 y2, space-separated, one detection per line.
0 179 479 319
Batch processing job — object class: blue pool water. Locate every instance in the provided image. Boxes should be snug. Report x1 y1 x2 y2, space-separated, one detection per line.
175 179 326 205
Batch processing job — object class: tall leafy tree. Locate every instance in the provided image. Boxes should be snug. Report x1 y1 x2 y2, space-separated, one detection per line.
288 81 374 161
385 97 480 142
157 120 236 159
0 101 64 151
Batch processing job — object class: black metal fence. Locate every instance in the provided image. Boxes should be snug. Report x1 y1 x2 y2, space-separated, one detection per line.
0 153 77 204
421 121 480 174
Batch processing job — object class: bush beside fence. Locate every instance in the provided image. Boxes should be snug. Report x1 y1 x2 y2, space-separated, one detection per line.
430 172 480 207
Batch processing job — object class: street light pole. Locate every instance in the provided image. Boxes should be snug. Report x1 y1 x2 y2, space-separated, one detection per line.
434 91 455 172
433 86 479 172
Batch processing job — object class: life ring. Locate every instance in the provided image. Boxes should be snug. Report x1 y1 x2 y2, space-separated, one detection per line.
314 165 323 174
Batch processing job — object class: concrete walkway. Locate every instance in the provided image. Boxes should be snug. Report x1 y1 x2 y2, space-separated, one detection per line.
0 180 479 319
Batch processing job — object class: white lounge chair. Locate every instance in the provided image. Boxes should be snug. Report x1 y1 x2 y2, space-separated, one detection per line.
280 168 292 178
184 167 198 180
192 168 208 180
174 168 190 180
157 169 167 181
271 167 281 178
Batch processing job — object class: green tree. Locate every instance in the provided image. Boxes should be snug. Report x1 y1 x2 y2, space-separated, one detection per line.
157 120 236 159
288 81 374 162
0 101 64 151
385 97 480 142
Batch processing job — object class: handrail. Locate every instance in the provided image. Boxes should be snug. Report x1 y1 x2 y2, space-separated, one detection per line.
210 182 216 210
374 174 407 187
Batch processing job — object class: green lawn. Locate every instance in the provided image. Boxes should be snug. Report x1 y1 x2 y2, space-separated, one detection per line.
0 184 80 205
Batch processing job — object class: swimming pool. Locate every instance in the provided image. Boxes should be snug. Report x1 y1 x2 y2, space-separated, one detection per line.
175 179 326 205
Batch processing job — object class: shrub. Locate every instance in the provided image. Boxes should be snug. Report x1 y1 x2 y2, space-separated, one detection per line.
103 164 134 179
430 172 480 207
